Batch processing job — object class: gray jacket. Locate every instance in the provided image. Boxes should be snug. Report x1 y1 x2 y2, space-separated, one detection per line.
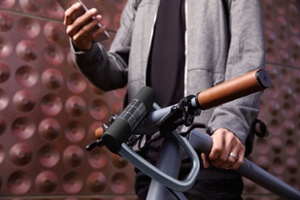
73 0 265 144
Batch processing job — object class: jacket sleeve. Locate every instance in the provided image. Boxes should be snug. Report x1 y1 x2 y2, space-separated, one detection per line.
71 0 140 91
208 0 265 144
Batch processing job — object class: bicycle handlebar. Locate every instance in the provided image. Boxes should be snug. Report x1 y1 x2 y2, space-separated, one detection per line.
137 69 271 134
196 68 270 109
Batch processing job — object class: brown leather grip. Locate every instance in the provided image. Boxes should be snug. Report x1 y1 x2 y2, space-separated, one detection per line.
197 69 270 110
95 127 104 139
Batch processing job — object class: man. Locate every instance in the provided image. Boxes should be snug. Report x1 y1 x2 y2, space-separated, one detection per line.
63 0 265 199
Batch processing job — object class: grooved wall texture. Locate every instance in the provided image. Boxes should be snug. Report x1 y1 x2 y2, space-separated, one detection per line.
0 0 299 200
243 0 300 199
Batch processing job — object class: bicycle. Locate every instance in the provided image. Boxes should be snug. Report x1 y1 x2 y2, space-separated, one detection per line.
87 69 300 200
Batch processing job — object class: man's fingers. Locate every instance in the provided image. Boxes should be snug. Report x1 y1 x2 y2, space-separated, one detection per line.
201 153 210 169
75 14 102 40
228 148 245 170
65 5 98 37
208 131 224 161
208 128 245 170
63 2 82 26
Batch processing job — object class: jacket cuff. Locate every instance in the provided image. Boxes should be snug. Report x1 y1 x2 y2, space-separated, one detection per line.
70 40 101 67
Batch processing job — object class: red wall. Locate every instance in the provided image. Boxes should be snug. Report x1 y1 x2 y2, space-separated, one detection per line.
0 0 299 199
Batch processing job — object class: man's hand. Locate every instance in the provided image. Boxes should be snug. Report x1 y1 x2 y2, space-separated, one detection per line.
201 128 245 170
63 2 107 50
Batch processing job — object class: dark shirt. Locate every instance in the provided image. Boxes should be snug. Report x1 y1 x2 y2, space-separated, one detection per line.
146 0 186 107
